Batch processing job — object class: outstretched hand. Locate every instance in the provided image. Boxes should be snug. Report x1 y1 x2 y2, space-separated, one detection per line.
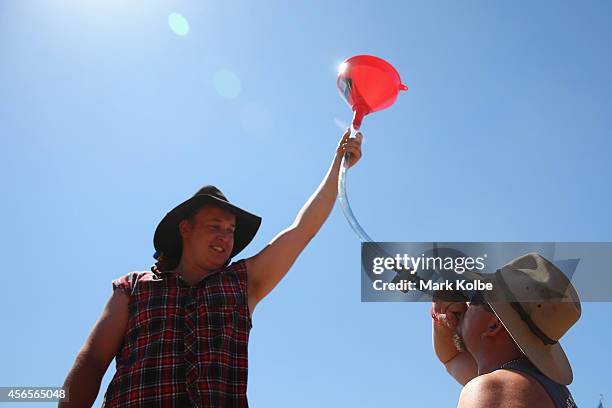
336 128 363 168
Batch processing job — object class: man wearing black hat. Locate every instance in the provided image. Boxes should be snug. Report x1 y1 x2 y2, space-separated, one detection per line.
61 130 363 407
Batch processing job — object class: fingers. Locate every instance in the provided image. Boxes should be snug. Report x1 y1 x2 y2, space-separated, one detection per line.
343 142 362 159
337 131 363 151
446 312 458 328
447 302 468 314
436 312 456 330
336 128 364 167
343 133 363 149
432 301 466 330
433 300 451 315
338 128 351 147
337 128 353 152
342 127 351 142
341 128 363 142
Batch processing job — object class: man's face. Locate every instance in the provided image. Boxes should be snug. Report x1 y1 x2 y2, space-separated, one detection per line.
456 297 496 354
180 205 236 270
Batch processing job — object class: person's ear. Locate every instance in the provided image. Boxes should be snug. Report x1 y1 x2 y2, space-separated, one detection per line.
179 219 191 239
484 317 503 337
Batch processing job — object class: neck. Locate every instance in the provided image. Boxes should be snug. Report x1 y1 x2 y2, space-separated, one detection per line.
476 343 525 375
175 257 214 286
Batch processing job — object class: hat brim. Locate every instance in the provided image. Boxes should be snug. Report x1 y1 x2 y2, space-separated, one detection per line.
462 270 573 385
485 295 573 385
154 194 261 261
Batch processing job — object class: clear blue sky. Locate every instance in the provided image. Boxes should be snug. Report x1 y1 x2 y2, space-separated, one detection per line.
1 1 611 406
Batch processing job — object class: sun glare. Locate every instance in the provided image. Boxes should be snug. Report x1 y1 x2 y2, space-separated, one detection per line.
168 12 190 36
213 69 242 100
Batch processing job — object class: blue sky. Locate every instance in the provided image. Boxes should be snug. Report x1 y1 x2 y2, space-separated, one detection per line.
1 0 611 406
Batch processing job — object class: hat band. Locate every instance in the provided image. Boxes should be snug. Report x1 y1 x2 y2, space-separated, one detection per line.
495 271 558 346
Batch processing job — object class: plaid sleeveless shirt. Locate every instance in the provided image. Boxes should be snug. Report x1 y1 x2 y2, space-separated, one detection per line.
102 260 252 407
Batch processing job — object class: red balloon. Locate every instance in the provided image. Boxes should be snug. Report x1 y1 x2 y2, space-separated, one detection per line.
337 55 408 130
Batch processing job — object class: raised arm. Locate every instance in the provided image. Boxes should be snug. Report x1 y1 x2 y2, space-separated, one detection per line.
432 300 478 385
245 129 363 312
60 290 129 407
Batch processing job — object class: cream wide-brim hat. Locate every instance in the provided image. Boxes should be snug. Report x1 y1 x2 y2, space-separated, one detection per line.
465 253 581 385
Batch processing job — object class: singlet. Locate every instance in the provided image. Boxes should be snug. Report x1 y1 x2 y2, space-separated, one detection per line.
501 359 578 408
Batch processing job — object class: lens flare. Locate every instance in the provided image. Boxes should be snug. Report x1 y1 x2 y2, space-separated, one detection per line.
213 69 242 99
168 12 190 36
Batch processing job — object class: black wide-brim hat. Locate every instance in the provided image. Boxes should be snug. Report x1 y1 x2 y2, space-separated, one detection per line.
154 185 262 261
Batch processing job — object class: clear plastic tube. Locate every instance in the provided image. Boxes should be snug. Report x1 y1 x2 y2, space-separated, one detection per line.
338 126 373 242
338 126 429 299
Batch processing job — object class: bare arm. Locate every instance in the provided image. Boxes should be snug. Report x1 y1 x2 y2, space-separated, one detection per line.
246 129 363 311
59 290 129 407
432 301 478 385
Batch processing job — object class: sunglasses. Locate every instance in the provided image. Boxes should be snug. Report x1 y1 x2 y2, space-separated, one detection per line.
468 291 493 313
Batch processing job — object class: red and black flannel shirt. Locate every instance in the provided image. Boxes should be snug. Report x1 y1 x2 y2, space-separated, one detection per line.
102 260 252 408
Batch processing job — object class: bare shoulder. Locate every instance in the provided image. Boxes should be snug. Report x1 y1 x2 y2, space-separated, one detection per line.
458 369 553 408
79 289 130 370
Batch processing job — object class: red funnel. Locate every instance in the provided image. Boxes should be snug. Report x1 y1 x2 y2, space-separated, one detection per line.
337 55 408 130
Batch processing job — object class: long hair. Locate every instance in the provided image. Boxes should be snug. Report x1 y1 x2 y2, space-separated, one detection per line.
151 252 180 273
151 211 201 274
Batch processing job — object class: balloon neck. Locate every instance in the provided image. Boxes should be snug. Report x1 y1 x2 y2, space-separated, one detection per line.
351 109 366 130
400 84 409 91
